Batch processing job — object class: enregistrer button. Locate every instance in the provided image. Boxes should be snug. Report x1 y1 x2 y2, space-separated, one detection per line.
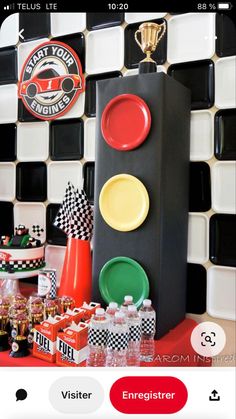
110 376 188 414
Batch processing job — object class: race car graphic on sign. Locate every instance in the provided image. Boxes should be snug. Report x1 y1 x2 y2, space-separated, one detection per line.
19 41 85 120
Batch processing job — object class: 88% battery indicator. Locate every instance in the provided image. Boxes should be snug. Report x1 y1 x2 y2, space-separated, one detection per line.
217 3 232 9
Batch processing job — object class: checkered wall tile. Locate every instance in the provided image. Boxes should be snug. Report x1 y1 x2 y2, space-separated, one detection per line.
0 12 235 322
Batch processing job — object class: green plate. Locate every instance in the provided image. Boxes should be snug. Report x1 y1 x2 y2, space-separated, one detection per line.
99 256 149 308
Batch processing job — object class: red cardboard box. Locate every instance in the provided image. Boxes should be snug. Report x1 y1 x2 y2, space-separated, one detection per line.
56 322 88 367
33 316 65 363
79 302 100 320
61 308 87 328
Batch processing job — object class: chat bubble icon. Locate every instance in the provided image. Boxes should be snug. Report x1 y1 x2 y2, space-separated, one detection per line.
16 389 28 402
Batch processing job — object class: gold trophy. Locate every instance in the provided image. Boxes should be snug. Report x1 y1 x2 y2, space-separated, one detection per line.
135 22 166 72
0 309 9 351
10 313 29 357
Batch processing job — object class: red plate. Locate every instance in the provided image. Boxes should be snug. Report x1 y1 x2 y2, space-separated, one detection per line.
101 94 151 151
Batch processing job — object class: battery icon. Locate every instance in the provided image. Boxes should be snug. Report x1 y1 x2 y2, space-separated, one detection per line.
217 2 232 9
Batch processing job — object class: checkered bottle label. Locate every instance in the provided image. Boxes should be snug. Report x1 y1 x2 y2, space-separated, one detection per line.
129 325 142 342
141 318 156 335
38 269 57 299
88 328 108 347
107 332 129 351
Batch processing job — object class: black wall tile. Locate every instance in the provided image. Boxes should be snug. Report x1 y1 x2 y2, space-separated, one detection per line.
16 162 47 202
83 162 95 204
0 47 17 85
168 60 215 110
19 13 50 42
50 119 84 161
0 202 14 237
186 263 206 314
216 13 236 57
46 204 67 246
210 214 236 267
87 13 124 31
0 124 16 161
85 71 122 117
51 33 85 73
215 109 236 160
18 99 41 122
125 19 167 68
189 162 211 212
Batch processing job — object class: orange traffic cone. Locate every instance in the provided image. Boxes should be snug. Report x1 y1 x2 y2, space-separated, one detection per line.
58 237 92 306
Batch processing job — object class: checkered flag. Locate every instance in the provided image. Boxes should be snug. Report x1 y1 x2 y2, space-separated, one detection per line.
69 189 93 241
32 224 44 237
141 318 156 335
129 324 142 342
53 182 76 235
107 331 129 351
88 328 108 347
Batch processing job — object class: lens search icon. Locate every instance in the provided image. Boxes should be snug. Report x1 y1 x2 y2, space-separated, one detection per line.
201 332 216 347
16 389 28 402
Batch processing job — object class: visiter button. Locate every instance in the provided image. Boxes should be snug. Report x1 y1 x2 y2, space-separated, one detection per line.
110 376 188 414
49 376 104 414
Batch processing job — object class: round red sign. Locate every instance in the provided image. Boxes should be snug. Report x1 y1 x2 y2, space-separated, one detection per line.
19 41 85 120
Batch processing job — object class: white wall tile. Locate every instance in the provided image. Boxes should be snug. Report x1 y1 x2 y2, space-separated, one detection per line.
125 13 167 24
17 122 49 162
18 38 49 79
84 118 96 161
168 13 215 64
0 84 18 123
188 213 209 263
124 66 166 76
190 110 214 161
215 56 236 109
86 27 124 74
14 202 46 243
0 162 15 201
212 161 236 214
0 13 19 48
51 13 86 37
45 244 66 286
58 92 85 120
47 161 83 203
207 266 236 321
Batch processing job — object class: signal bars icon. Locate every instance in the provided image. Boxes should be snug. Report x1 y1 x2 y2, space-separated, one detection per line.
4 4 15 10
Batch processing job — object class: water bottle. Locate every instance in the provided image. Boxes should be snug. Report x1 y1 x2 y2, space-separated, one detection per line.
120 295 134 313
86 308 109 367
139 299 156 362
127 305 141 366
106 302 118 319
106 311 129 367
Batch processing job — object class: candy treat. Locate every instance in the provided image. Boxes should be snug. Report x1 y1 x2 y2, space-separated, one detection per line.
28 307 44 348
44 299 58 319
59 296 75 314
0 308 9 351
0 224 45 273
0 296 11 310
12 294 27 305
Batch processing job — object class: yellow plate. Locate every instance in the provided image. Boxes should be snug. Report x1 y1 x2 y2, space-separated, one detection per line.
99 174 150 232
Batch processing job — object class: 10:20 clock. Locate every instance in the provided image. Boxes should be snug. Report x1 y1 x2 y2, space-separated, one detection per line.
108 3 129 9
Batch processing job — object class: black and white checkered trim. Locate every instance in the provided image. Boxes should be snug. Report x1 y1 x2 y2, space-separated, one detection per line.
107 332 129 351
129 325 142 342
0 257 45 271
48 271 57 299
88 328 108 347
141 318 156 335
